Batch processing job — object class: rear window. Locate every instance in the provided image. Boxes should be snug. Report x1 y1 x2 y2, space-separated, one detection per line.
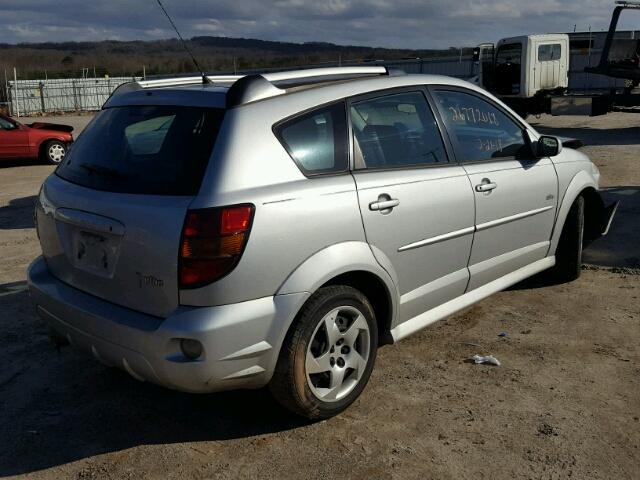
56 106 224 195
275 102 348 176
538 44 562 62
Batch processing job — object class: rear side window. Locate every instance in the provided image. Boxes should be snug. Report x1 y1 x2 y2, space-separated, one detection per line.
350 91 448 169
56 106 224 195
432 89 529 162
538 44 562 61
0 116 15 129
276 102 348 175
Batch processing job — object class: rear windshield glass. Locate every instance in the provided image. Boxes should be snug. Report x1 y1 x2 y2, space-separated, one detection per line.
56 106 224 195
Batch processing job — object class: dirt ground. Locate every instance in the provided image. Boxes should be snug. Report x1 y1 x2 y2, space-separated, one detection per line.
0 112 638 480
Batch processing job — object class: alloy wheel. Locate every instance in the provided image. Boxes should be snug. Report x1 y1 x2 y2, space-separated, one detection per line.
305 305 371 402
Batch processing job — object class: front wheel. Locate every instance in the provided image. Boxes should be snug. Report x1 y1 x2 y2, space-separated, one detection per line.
551 195 584 282
42 140 66 165
269 285 378 420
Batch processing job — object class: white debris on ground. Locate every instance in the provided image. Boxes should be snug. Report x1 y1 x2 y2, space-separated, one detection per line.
471 354 501 366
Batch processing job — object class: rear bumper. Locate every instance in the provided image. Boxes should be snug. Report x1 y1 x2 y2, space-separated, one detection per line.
27 256 308 393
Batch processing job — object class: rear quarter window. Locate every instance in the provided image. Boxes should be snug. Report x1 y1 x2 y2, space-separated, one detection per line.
56 106 224 195
275 102 348 176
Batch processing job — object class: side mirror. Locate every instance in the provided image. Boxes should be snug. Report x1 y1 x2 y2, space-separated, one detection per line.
536 135 562 157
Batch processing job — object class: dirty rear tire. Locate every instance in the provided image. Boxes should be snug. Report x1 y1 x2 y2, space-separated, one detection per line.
269 285 378 420
551 195 584 282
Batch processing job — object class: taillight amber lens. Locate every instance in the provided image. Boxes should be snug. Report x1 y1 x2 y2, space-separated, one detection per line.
179 204 254 288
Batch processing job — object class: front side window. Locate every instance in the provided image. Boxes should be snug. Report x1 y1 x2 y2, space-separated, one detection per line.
538 44 562 62
276 102 348 175
496 43 522 66
432 89 529 162
349 91 448 169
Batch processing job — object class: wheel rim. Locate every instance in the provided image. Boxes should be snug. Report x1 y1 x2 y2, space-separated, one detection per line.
48 144 65 163
305 305 370 403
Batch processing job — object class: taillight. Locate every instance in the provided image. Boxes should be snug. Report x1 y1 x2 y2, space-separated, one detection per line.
179 204 254 289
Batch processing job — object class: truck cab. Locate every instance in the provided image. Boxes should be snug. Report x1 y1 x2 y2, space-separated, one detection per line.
473 34 570 116
492 34 569 99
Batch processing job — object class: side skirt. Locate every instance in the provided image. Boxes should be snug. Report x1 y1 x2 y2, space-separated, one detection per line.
390 256 555 342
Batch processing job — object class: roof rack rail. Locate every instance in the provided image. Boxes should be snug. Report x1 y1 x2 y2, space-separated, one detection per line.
112 66 404 107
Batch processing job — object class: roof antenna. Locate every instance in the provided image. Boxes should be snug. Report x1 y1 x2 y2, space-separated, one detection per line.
155 0 211 84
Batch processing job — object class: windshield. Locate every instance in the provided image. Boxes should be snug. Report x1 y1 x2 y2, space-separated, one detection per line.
56 105 225 195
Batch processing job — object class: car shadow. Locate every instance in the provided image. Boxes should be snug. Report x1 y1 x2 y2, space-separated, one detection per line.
0 195 37 229
0 286 308 476
0 157 49 168
582 186 640 269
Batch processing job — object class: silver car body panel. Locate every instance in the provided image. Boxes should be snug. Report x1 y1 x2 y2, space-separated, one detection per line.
28 72 605 393
463 158 558 291
353 167 475 324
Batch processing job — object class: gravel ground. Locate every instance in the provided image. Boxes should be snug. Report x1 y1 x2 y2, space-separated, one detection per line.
0 112 638 479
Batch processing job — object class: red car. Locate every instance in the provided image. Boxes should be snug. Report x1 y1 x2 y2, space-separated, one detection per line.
0 114 73 165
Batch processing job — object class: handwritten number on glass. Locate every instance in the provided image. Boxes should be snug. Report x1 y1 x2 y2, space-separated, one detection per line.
448 106 499 126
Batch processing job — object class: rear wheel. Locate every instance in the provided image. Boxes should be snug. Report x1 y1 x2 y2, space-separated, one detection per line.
269 285 378 420
551 195 584 282
42 140 66 165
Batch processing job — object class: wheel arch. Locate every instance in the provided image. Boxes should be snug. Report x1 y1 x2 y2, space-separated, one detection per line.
549 170 601 254
37 137 67 158
276 241 399 346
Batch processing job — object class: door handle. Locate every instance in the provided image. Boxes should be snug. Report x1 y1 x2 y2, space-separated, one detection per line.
475 179 498 192
369 195 400 212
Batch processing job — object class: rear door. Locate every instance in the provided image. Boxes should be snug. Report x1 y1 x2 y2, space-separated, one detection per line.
535 42 564 92
431 88 558 291
0 116 29 157
349 89 475 324
36 105 225 318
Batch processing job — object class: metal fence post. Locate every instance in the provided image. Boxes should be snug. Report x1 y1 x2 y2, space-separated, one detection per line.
13 67 20 117
39 82 45 114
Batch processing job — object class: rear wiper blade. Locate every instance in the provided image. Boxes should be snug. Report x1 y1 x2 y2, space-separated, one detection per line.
79 163 122 180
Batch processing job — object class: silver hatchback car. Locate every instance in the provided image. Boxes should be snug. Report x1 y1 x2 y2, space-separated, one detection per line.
28 66 616 419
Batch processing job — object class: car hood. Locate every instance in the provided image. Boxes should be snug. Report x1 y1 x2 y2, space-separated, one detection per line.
27 122 74 133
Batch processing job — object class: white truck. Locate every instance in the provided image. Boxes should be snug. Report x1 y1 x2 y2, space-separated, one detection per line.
472 2 640 117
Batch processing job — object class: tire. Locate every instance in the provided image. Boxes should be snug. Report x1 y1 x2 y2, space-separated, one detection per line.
42 140 66 165
269 285 378 420
551 195 584 282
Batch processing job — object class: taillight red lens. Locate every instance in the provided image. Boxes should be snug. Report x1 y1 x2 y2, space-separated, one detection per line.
221 206 253 234
179 204 254 288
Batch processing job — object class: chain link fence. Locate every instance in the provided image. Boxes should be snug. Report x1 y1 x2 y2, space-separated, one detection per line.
5 49 624 117
8 77 140 116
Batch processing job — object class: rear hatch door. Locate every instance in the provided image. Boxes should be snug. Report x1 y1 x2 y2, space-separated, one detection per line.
36 103 225 318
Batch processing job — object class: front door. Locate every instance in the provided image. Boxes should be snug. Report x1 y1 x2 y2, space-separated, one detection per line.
349 89 475 325
431 88 558 291
0 117 29 157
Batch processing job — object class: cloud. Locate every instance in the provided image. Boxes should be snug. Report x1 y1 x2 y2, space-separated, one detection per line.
0 0 634 48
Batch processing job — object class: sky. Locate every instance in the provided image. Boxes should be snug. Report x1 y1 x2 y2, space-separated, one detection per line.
0 1 637 49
